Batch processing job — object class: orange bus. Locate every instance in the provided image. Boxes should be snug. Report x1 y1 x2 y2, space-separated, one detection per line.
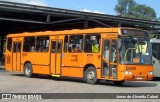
5 27 153 85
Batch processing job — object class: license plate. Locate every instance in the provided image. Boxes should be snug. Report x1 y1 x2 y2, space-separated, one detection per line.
136 76 142 80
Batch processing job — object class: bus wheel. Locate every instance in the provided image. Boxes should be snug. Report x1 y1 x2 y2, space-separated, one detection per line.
113 81 125 85
84 66 97 84
24 63 34 78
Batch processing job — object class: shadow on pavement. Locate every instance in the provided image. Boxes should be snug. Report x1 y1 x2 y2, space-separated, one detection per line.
10 73 88 84
10 73 84 83
99 80 157 87
0 68 5 70
0 66 5 70
152 77 160 81
10 73 157 87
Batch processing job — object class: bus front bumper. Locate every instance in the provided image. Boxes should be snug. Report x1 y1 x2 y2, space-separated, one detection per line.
124 74 153 81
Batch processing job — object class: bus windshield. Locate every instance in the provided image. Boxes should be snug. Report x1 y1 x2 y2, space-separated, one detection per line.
119 37 152 65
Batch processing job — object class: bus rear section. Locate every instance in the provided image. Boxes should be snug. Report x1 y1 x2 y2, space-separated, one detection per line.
150 38 160 77
5 37 23 72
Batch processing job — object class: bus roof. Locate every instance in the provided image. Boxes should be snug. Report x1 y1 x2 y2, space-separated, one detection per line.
7 27 146 37
150 38 160 43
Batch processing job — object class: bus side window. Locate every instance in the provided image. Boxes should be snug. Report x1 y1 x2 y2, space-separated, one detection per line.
7 38 12 52
69 35 83 53
64 36 68 53
84 34 100 53
57 41 62 53
111 40 117 62
103 40 110 61
36 37 49 52
23 37 35 52
152 43 160 60
17 42 21 52
51 41 56 53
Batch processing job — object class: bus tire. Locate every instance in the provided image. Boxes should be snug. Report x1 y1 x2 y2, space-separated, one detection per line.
113 80 125 85
84 66 97 84
24 63 34 78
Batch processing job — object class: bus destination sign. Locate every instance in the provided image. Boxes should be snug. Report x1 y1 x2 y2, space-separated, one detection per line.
121 29 149 37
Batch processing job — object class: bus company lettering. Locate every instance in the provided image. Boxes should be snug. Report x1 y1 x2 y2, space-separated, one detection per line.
22 53 27 57
55 36 59 39
126 66 136 70
71 55 78 62
107 34 117 37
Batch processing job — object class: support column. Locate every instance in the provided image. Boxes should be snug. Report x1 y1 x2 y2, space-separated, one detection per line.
0 35 4 65
47 14 51 23
118 22 121 27
0 34 6 65
0 35 4 57
84 19 88 29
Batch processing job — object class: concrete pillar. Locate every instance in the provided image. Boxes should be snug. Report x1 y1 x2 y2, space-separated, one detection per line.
118 22 121 27
0 34 5 65
84 19 88 29
0 36 4 57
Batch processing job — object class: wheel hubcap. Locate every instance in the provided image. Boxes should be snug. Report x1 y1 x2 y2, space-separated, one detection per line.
87 71 95 80
25 67 31 75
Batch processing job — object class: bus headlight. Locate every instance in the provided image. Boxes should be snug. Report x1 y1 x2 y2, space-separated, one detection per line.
124 71 132 75
148 71 153 75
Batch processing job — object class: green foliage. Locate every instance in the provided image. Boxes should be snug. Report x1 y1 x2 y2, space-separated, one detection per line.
115 0 157 20
114 0 136 16
150 34 160 39
131 4 156 20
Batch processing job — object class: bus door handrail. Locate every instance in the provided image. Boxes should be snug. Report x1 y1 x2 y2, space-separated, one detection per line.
124 48 136 62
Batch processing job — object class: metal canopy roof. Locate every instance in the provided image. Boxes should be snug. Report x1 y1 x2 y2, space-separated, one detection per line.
0 1 160 36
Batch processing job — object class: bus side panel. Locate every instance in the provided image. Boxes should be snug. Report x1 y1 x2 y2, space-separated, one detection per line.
61 53 102 78
20 64 24 72
152 56 160 77
32 65 50 74
96 69 101 79
61 67 83 77
12 52 17 71
21 53 50 74
32 65 41 74
5 50 12 71
62 53 83 77
83 53 102 79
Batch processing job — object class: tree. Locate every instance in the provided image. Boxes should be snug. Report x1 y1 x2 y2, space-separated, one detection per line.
114 0 136 17
131 4 156 20
115 0 157 20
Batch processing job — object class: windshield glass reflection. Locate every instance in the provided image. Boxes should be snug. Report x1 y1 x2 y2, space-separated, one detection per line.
119 37 152 64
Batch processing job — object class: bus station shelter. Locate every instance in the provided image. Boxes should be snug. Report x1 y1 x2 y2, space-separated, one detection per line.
0 1 160 65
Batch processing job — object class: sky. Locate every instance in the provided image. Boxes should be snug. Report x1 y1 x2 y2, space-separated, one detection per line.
0 0 47 6
46 0 160 17
0 0 159 17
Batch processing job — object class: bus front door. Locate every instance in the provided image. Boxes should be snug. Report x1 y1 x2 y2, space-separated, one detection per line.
102 39 117 79
50 40 62 75
12 41 21 71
